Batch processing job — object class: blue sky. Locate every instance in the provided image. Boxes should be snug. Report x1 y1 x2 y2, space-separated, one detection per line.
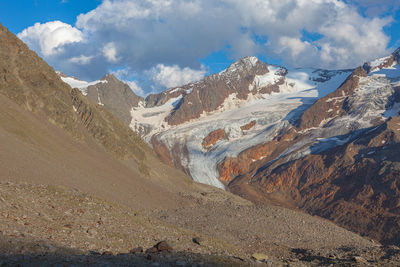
1 0 399 95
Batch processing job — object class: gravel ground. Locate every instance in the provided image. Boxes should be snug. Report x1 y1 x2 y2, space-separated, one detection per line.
0 182 399 266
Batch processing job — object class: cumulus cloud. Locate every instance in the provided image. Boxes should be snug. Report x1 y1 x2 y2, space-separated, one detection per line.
18 21 83 56
69 55 93 65
126 81 145 96
18 0 396 95
147 64 207 89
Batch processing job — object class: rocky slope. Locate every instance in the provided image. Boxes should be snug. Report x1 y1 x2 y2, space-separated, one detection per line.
5 182 400 267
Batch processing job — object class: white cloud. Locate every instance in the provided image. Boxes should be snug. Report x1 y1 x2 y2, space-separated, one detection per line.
102 42 119 63
147 64 207 89
69 55 93 65
126 81 145 96
17 0 396 94
18 21 83 56
278 37 308 57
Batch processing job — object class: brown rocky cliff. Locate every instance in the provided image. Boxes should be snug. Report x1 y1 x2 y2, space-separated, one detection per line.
145 88 187 108
217 138 294 183
240 120 256 131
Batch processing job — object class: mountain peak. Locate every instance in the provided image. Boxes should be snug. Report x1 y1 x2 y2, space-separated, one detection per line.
222 56 264 75
240 56 259 65
101 73 118 81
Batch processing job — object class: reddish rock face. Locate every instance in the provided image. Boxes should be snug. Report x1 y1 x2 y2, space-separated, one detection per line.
217 129 299 183
202 129 226 149
229 116 400 245
240 120 256 131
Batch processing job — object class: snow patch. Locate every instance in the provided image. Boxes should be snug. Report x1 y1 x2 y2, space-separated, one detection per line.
60 76 108 96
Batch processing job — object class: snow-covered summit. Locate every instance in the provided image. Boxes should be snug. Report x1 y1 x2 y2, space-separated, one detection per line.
219 56 264 76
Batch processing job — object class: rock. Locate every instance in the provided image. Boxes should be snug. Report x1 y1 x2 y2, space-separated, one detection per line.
145 247 158 254
192 237 202 245
86 228 97 237
129 247 143 254
252 253 269 261
353 256 367 263
63 224 73 229
240 120 256 131
202 129 226 149
154 241 173 252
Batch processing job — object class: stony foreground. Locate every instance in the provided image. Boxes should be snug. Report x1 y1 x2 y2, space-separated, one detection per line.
1 182 400 266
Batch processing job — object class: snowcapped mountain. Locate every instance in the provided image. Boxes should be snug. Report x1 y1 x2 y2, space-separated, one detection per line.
127 57 352 188
60 50 399 191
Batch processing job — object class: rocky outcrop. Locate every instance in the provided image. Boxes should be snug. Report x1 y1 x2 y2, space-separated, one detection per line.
217 138 293 183
202 129 226 149
240 120 256 131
